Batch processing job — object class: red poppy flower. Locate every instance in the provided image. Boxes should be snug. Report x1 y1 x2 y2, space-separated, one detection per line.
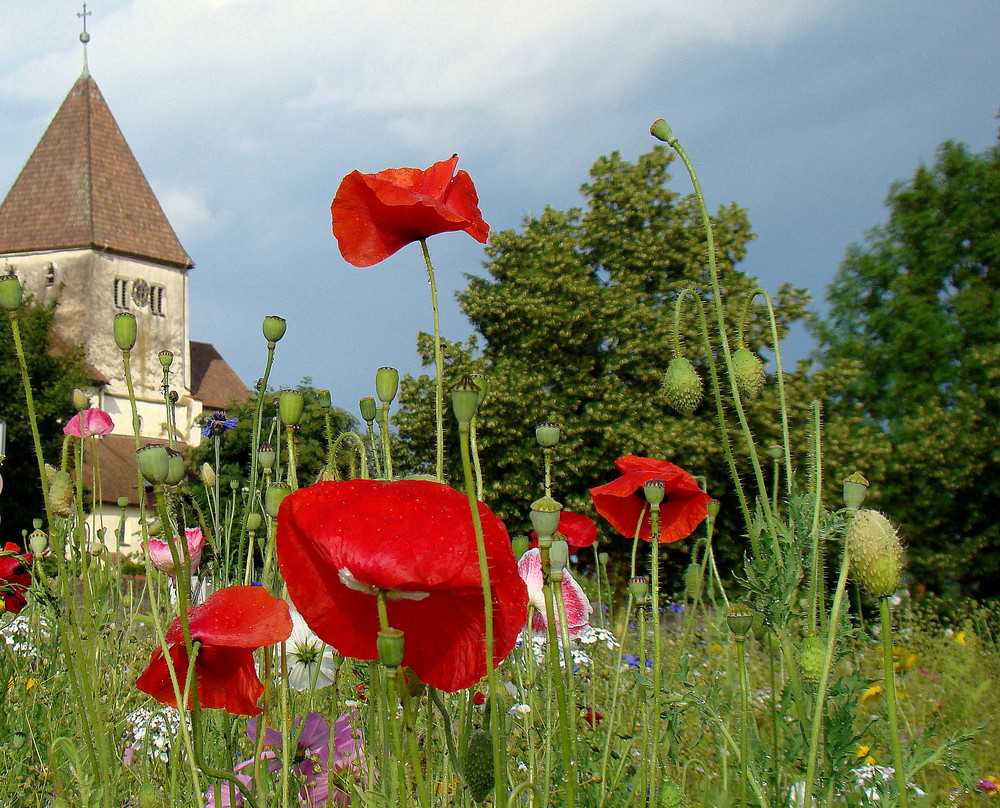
529 510 598 552
0 542 33 614
276 479 528 693
331 155 489 267
135 586 291 716
589 455 710 543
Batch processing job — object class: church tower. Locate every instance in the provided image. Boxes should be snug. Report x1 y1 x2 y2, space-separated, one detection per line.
0 42 245 549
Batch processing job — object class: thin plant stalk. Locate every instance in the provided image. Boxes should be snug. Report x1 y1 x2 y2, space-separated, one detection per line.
420 238 445 482
879 596 910 808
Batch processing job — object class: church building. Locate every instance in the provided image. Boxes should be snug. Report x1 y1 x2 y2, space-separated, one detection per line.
0 61 246 552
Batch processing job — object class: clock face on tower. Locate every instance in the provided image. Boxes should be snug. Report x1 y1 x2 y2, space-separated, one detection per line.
131 278 150 307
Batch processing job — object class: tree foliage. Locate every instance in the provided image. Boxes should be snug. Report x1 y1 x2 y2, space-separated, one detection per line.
394 147 847 584
815 140 1000 595
1 297 90 536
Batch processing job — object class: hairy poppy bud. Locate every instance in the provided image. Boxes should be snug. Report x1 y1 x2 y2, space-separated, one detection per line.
662 356 703 415
71 388 90 410
0 271 23 311
279 389 305 426
262 315 287 344
732 346 766 399
535 421 561 448
49 470 75 518
375 366 399 405
200 463 216 488
113 311 137 351
846 510 902 598
798 635 826 683
683 563 703 602
137 783 165 808
461 730 495 803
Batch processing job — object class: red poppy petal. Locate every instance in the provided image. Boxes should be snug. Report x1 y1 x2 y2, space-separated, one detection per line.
613 455 688 478
183 586 291 648
558 511 598 550
442 170 489 243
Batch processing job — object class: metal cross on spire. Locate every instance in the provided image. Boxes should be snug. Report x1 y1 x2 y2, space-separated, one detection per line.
77 3 92 75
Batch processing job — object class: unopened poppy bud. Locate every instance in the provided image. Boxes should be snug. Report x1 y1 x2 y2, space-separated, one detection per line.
548 539 569 572
200 463 216 487
33 518 43 530
113 311 137 351
165 450 185 485
88 541 104 556
726 602 755 639
846 509 902 598
649 118 675 143
469 373 488 407
71 388 90 410
843 471 869 511
137 444 170 485
732 346 766 399
628 575 649 602
535 421 561 448
451 375 481 426
117 497 130 508
264 482 292 518
279 389 305 426
643 479 666 507
9 731 26 750
684 563 703 601
317 389 332 408
157 350 173 370
257 443 276 470
377 627 405 669
598 552 609 567
375 366 399 405
662 356 703 415
529 496 562 540
752 609 768 641
245 512 263 532
50 470 74 517
29 529 48 555
137 783 165 808
461 730 495 803
707 499 720 519
262 315 287 343
798 636 825 683
359 397 377 423
511 535 530 559
0 271 23 311
146 519 163 538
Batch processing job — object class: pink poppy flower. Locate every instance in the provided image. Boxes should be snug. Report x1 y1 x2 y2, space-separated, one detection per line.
148 528 206 576
518 547 591 637
63 408 114 438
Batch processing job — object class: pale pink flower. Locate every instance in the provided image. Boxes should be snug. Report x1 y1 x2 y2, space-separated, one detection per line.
147 528 206 576
63 408 114 438
517 547 591 637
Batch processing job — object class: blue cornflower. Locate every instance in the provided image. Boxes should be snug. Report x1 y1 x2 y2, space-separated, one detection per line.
622 654 653 669
201 411 238 438
668 601 685 614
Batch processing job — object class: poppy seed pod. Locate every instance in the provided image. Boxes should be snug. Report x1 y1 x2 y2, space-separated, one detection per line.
511 535 530 559
164 450 186 486
279 389 305 426
843 471 870 512
245 512 263 532
137 444 170 485
529 496 562 541
650 118 675 143
377 628 405 669
732 346 766 399
257 442 276 471
262 315 287 344
598 552 609 567
535 421 561 448
117 496 130 508
469 373 488 407
264 482 292 518
451 375 481 427
548 539 569 573
359 397 377 423
726 602 755 639
846 509 903 598
157 350 173 370
0 272 23 311
28 529 48 555
317 389 332 409
375 367 399 405
628 575 650 602
707 499 721 519
643 479 666 507
113 311 137 351
662 356 703 415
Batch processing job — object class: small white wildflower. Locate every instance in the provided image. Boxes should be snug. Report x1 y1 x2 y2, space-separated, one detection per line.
509 703 531 717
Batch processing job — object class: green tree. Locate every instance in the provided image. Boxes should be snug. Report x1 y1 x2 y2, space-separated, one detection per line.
395 147 843 584
815 140 1000 596
1 297 90 537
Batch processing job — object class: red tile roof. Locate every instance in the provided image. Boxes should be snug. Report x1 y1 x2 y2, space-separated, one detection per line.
0 73 193 268
190 341 249 411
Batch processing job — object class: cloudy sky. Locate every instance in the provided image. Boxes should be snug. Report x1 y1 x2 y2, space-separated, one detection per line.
1 1 997 412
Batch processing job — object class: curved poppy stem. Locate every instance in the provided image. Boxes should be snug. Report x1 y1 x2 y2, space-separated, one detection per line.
420 238 445 482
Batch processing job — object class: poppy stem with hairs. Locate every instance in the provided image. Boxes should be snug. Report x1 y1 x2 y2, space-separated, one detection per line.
879 595 910 808
649 505 663 804
456 420 508 807
420 239 445 482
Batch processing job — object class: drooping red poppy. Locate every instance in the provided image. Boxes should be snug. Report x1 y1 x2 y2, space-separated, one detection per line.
276 479 528 693
589 455 710 543
0 542 33 614
331 155 489 267
529 510 598 552
135 586 291 716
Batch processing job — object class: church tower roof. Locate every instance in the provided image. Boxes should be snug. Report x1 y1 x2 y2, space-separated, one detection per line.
0 72 193 268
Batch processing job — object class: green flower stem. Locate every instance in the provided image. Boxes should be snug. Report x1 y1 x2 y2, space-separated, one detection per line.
598 594 633 807
284 426 298 490
419 238 445 482
248 343 277 501
806 401 825 637
457 423 509 807
736 636 750 808
470 418 484 501
665 135 777 533
649 506 663 806
378 404 394 480
879 596 910 808
329 432 371 480
543 447 553 498
801 544 851 808
211 435 222 542
365 421 383 478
